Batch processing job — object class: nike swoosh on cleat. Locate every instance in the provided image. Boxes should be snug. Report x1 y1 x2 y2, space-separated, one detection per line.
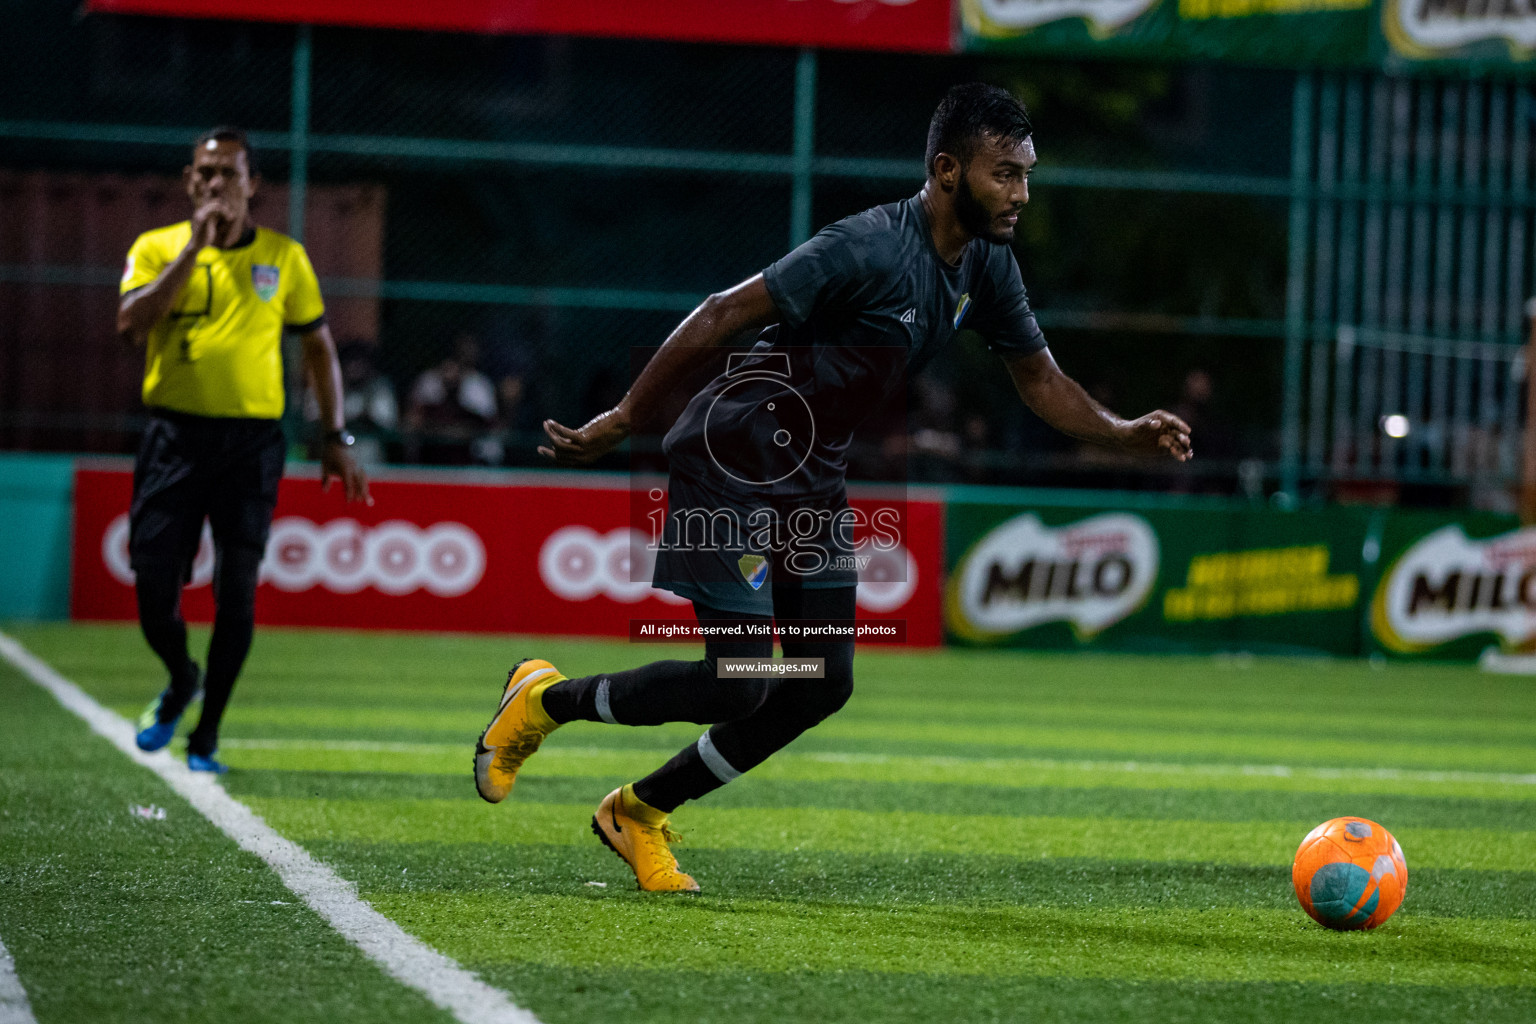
611 805 623 834
494 667 557 716
495 681 525 716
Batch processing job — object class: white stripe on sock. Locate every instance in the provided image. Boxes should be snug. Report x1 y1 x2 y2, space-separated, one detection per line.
0 631 540 1024
594 678 618 725
696 730 741 783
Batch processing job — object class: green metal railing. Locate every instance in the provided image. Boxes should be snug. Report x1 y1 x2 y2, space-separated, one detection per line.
0 33 1303 367
5 24 1532 499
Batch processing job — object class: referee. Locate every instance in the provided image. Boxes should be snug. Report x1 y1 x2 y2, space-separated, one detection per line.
118 126 369 772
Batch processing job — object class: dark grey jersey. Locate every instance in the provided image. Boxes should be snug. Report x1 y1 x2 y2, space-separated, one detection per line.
663 193 1047 500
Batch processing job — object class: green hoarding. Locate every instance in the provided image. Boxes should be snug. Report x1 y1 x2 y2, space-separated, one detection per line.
1380 0 1536 70
944 499 1374 656
942 496 1536 660
1367 510 1536 661
962 0 1376 66
961 0 1536 69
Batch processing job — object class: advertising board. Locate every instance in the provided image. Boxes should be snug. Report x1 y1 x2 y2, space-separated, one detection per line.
71 466 945 645
962 0 1375 66
86 0 956 54
945 500 1370 655
1369 511 1533 660
1382 0 1536 66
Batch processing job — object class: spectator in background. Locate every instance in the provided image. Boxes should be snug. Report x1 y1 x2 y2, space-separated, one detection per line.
906 375 963 482
1168 368 1233 494
497 372 534 439
404 332 498 464
480 309 541 463
1171 367 1236 463
1172 368 1215 448
960 412 993 482
305 340 398 467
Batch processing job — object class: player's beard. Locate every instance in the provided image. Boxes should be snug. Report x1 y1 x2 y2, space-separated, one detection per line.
954 172 1012 245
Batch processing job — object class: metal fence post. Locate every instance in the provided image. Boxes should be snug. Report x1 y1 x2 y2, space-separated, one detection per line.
289 25 312 243
790 48 817 249
284 25 314 448
1280 71 1315 503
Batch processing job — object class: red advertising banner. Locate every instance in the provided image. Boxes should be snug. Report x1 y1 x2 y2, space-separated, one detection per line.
71 466 944 646
85 0 956 54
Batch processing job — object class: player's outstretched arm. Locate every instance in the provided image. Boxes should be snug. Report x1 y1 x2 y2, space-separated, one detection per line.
300 323 372 504
1004 348 1192 461
538 274 780 466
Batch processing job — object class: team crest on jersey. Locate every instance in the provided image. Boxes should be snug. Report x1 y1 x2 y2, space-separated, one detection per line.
953 293 972 329
252 264 280 302
738 554 769 590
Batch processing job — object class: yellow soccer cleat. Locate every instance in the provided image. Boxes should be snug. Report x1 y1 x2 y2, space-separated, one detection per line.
474 658 564 804
591 785 700 893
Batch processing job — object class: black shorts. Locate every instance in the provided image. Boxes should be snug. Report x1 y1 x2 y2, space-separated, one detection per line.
650 469 858 617
128 409 286 580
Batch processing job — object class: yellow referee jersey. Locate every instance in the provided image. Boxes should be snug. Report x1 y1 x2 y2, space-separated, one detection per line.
121 223 325 419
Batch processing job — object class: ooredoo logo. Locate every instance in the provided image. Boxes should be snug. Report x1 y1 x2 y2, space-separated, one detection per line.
102 514 486 597
854 543 918 613
538 525 917 612
540 526 690 605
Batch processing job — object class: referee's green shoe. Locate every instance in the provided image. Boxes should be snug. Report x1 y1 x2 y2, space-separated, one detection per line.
474 659 564 803
135 669 202 752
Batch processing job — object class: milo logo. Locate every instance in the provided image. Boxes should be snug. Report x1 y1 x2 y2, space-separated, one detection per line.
946 512 1159 641
1373 524 1536 653
1388 0 1536 53
968 0 1160 34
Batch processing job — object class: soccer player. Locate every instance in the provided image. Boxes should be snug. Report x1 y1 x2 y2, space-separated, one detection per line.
476 85 1192 891
119 127 370 772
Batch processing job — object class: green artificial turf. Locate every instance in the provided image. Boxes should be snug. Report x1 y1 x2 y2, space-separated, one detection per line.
0 655 456 1024
3 622 1534 1023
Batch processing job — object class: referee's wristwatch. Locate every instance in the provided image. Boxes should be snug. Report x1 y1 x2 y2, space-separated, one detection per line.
322 429 356 448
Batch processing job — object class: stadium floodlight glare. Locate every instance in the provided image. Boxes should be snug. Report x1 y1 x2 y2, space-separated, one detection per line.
1381 414 1410 439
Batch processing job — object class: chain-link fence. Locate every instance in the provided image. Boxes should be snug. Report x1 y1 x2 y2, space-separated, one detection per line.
4 5 1529 505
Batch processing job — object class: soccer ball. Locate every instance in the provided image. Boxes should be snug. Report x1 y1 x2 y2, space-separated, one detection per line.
1291 816 1408 930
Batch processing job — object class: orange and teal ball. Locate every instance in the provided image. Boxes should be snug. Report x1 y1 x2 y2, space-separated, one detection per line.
1291 816 1408 930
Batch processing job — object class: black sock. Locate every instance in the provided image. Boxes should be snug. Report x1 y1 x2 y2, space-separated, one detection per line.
541 659 768 726
187 547 261 757
633 741 728 813
541 601 773 726
630 585 858 812
134 566 201 721
630 673 854 813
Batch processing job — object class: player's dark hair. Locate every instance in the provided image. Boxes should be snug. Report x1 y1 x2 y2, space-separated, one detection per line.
925 84 1032 177
192 126 257 174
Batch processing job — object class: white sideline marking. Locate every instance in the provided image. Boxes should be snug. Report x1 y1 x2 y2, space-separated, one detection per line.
0 633 540 1024
220 738 1536 787
0 935 39 1024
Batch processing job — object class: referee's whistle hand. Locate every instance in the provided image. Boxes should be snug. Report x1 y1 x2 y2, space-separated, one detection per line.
322 448 373 505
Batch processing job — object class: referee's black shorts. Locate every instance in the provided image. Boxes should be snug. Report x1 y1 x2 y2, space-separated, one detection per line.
128 409 286 581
